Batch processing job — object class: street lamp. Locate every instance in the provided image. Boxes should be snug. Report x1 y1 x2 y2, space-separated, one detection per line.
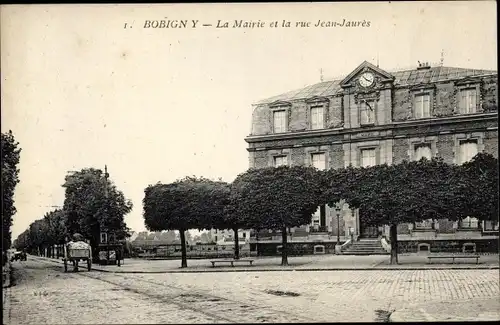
335 204 341 255
335 205 341 245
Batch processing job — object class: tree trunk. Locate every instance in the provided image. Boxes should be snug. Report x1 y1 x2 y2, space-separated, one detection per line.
179 229 187 268
389 223 399 264
233 227 240 260
281 226 288 266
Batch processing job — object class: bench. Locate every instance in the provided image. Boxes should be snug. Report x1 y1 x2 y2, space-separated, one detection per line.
210 259 254 267
427 255 480 264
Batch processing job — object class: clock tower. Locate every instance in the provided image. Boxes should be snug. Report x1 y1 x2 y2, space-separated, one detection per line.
339 61 395 129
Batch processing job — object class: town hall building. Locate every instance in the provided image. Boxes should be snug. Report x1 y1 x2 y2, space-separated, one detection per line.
245 61 498 255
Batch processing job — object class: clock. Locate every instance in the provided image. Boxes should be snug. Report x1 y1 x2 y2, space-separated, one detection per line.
359 72 375 88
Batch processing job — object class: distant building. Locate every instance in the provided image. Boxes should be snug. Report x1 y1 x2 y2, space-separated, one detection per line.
245 61 498 254
208 229 251 244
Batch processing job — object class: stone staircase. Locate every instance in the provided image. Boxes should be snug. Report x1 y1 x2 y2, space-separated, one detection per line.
342 238 389 255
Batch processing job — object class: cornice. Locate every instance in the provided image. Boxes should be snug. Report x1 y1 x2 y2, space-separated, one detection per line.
245 112 498 145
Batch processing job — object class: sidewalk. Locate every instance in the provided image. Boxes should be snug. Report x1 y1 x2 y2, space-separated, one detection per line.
2 261 12 325
30 253 499 273
390 298 500 322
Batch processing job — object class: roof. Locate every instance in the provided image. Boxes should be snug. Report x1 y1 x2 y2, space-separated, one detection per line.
255 66 497 105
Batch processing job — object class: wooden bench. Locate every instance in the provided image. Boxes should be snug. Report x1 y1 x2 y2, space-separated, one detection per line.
210 259 254 267
427 255 480 264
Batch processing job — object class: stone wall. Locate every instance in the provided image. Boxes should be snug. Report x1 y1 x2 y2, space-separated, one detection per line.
398 239 499 254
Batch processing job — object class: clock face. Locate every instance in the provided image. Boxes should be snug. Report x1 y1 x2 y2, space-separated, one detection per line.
359 72 375 87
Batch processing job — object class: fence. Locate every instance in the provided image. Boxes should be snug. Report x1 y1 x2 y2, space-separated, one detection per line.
132 243 253 259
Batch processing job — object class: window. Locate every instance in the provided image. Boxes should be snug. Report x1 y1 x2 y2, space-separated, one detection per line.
242 233 246 238
361 148 376 167
100 232 108 244
414 144 432 161
310 106 324 130
459 88 477 114
414 94 431 119
274 156 288 167
311 207 321 225
360 101 375 125
311 153 326 170
273 110 287 133
415 219 433 229
214 235 218 242
458 140 478 164
484 221 499 231
460 216 479 229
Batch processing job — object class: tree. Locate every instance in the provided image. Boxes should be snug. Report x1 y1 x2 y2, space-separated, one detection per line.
13 229 30 252
143 177 230 268
230 166 324 266
62 168 133 256
460 153 499 222
43 209 68 257
337 158 465 264
1 130 22 260
28 219 49 256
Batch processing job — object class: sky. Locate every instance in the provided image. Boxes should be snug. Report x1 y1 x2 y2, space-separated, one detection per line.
1 2 497 239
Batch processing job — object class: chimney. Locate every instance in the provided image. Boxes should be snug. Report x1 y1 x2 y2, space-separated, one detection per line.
417 61 431 70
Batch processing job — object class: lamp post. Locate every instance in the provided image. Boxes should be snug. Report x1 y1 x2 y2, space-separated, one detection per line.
334 205 342 254
104 165 110 264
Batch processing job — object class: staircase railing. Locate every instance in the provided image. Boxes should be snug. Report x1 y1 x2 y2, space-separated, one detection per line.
340 239 352 252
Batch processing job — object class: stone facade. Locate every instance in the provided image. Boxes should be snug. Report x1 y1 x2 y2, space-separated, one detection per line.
245 61 498 243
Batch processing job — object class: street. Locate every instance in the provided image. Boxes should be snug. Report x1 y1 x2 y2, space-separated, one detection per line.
3 257 499 324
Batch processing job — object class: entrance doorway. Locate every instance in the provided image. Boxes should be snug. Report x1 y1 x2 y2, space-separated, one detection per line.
359 223 379 238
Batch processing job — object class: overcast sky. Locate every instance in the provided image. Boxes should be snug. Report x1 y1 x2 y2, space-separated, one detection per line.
1 2 497 239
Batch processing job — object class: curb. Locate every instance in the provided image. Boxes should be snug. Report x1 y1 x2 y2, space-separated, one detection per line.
28 255 499 274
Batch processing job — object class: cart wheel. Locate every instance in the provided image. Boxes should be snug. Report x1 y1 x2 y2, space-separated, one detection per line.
63 259 68 273
87 259 91 271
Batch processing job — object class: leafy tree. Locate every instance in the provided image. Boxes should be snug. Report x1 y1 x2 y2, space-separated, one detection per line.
43 209 68 257
62 168 133 256
28 219 49 256
13 229 30 251
1 130 21 260
143 176 230 268
338 158 465 264
230 166 324 266
459 153 498 222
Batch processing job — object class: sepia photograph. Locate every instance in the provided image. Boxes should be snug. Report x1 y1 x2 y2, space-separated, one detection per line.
1 1 498 323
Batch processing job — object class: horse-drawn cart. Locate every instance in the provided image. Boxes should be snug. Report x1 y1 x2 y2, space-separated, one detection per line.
63 241 92 272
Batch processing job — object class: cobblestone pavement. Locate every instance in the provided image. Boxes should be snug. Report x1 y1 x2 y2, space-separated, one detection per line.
4 257 499 323
4 260 223 324
28 253 499 274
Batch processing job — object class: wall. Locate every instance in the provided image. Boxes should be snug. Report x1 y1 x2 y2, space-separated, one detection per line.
398 239 498 254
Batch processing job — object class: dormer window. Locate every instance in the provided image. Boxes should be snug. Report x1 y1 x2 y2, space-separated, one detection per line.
273 110 287 133
459 88 477 114
414 93 431 119
310 105 324 130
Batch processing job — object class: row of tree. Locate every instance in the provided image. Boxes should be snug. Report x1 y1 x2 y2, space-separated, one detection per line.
14 168 133 260
143 153 498 266
2 131 22 265
12 152 497 267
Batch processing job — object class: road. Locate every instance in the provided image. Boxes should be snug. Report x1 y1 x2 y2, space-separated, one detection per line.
3 258 499 324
